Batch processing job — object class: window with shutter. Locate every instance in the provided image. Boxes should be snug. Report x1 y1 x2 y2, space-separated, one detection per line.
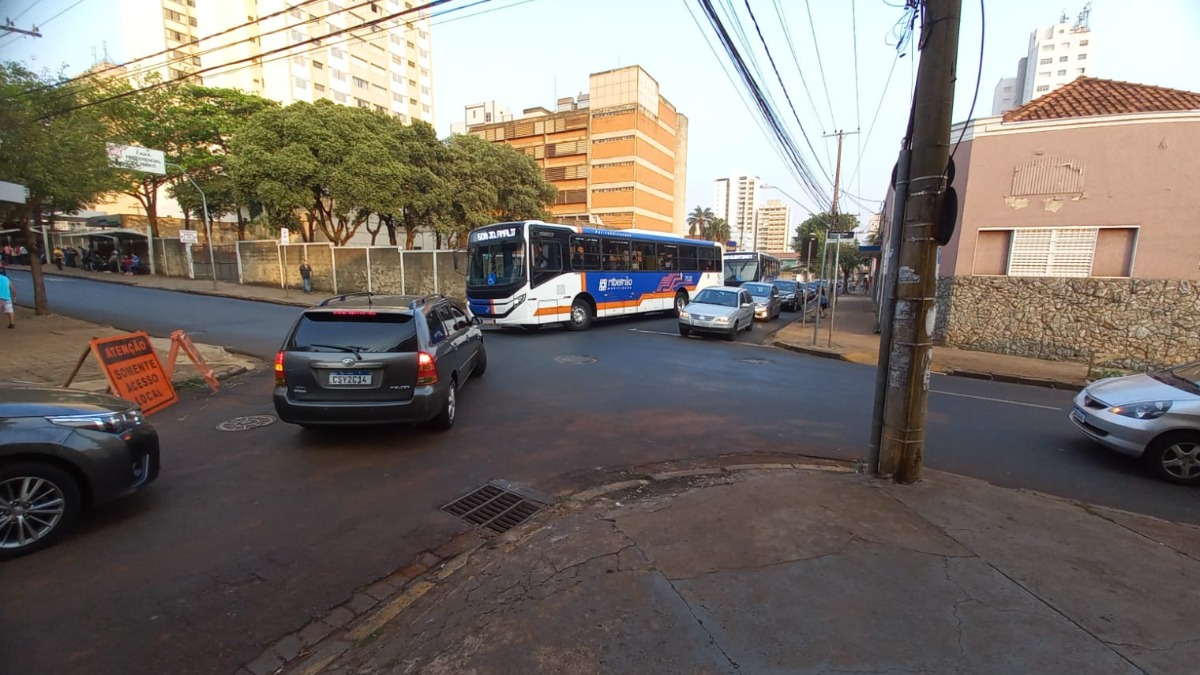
1007 228 1097 277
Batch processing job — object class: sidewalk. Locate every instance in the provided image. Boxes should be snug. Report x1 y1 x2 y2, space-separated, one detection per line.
773 293 1091 389
0 306 259 390
270 465 1200 675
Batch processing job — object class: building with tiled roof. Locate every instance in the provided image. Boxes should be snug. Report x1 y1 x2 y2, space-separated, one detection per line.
878 76 1200 371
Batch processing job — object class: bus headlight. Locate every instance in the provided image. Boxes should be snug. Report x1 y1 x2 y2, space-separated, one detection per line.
513 294 526 308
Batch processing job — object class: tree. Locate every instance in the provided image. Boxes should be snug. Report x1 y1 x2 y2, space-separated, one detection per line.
687 206 713 237
791 212 859 252
832 242 865 288
0 63 117 314
702 217 730 243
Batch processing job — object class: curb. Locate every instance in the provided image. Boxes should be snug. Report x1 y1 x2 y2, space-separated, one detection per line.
10 266 312 308
258 461 858 675
771 339 1084 391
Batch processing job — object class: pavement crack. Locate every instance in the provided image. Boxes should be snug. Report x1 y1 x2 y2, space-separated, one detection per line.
1076 503 1200 567
656 570 740 673
667 535 862 581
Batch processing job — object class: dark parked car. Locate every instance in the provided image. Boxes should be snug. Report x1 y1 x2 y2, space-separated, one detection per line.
771 279 801 311
273 293 487 429
0 383 160 561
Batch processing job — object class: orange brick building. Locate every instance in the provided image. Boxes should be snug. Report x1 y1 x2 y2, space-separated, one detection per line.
466 66 688 234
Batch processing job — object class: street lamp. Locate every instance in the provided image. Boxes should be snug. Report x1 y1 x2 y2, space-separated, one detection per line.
167 163 218 290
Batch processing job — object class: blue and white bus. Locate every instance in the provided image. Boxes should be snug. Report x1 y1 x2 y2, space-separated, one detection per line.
723 251 781 287
466 221 724 330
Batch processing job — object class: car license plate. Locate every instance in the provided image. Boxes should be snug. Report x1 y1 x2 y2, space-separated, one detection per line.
1070 407 1085 424
329 370 371 386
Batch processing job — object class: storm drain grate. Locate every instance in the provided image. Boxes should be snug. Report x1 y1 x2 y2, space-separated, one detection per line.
216 415 277 431
441 483 543 533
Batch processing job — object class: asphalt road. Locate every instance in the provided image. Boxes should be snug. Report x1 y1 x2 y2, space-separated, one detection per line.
3 271 1198 675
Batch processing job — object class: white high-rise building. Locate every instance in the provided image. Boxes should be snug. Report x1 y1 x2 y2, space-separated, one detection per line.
991 5 1094 115
754 199 791 253
114 0 435 123
451 100 513 134
712 175 759 250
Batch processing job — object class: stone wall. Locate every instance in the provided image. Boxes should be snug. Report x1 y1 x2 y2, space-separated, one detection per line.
937 276 1200 370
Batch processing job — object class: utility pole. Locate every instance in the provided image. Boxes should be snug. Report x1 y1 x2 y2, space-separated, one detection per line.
878 0 962 483
822 130 858 348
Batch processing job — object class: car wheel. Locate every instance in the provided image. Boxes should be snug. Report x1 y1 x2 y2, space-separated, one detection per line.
564 298 593 331
1145 432 1200 485
673 291 689 317
430 379 457 431
473 344 488 378
725 322 737 341
679 324 691 337
745 317 753 332
0 462 82 561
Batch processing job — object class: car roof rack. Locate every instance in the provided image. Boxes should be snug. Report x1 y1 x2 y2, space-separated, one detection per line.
409 294 444 310
318 291 375 307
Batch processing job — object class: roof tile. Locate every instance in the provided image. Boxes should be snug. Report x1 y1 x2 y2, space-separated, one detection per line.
1002 77 1200 123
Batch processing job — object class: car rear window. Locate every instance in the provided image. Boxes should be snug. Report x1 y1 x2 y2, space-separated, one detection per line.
289 312 418 353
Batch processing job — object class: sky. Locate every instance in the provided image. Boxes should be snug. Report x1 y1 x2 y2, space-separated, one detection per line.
4 0 1199 227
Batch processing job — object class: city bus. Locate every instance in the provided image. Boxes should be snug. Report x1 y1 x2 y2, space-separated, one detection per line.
723 251 781 286
465 221 724 331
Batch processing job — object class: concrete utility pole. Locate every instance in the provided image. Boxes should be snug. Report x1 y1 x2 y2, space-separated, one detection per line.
822 130 858 348
878 0 962 483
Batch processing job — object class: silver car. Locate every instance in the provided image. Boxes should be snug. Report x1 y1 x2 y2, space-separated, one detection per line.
742 282 782 321
678 286 755 341
1070 361 1200 484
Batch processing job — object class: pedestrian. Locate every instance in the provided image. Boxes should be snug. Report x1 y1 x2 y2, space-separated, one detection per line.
53 246 64 271
819 287 829 318
0 270 14 328
299 258 312 294
15 244 27 265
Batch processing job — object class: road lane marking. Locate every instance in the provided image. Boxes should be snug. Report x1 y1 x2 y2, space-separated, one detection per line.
630 328 682 337
931 389 1063 411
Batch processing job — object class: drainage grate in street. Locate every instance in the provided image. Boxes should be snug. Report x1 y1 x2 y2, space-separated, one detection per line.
554 355 598 366
738 357 772 365
442 482 544 533
216 415 277 431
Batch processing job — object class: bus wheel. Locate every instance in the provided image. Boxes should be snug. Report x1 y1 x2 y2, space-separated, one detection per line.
565 298 593 331
674 291 689 317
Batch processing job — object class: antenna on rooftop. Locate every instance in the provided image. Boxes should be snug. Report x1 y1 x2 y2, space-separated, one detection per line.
1075 2 1092 29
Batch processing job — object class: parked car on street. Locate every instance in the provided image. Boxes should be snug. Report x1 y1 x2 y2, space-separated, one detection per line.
742 282 782 321
1070 361 1200 484
0 383 160 561
771 279 801 312
678 286 755 341
273 293 487 429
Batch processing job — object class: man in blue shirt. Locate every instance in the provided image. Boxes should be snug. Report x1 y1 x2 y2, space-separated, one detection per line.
0 271 14 328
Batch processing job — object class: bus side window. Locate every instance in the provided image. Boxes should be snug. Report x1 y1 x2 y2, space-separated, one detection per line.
680 245 699 272
658 243 678 270
602 238 629 271
634 242 657 271
571 235 602 271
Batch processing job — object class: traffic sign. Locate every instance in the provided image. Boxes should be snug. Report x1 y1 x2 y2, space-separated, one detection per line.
178 229 199 244
105 143 166 175
828 231 856 241
90 332 178 416
279 227 290 245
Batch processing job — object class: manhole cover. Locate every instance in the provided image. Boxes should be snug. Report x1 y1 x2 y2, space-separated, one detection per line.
554 355 598 366
216 415 277 431
739 357 772 365
442 482 545 533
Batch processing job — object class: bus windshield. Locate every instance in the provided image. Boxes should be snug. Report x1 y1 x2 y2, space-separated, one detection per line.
725 259 759 285
468 240 526 286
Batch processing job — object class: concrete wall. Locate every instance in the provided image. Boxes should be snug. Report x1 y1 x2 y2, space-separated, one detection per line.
937 275 1200 371
942 117 1200 279
152 238 190 278
238 241 283 286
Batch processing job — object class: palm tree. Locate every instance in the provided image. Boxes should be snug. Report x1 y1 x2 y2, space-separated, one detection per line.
686 206 714 238
703 217 730 243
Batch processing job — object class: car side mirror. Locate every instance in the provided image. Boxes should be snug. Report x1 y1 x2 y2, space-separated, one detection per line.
741 302 753 308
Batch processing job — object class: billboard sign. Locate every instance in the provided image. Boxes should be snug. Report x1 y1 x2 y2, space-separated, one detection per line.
106 143 166 175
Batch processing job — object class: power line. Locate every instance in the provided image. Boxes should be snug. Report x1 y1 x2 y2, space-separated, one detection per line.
741 0 830 188
843 51 899 197
11 0 45 22
947 0 985 174
37 0 463 121
0 0 85 49
851 0 862 216
803 0 838 130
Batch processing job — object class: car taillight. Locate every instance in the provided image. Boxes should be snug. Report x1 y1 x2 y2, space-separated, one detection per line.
274 351 286 386
416 351 438 385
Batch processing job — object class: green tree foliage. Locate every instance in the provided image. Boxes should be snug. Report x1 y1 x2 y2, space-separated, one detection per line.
701 217 730 243
0 63 117 313
791 211 860 252
687 206 714 237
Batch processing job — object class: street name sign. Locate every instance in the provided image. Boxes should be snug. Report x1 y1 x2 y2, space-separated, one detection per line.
106 143 166 175
828 231 857 241
178 229 199 244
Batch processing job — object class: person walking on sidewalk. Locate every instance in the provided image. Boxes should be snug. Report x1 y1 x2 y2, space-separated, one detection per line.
0 272 15 328
52 246 64 271
299 258 312 294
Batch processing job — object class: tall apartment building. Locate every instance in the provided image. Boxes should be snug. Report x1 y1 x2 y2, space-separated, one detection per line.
754 199 791 253
991 5 1094 115
712 175 760 250
465 66 688 234
118 0 434 123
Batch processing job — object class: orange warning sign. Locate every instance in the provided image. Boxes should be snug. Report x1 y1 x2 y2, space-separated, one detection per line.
90 332 178 415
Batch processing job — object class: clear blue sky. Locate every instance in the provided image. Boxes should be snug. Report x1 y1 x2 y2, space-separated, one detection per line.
5 0 1199 225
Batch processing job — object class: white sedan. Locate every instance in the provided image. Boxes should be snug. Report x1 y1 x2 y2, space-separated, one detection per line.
678 286 755 342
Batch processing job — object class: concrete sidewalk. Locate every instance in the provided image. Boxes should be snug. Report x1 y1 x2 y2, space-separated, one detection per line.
271 466 1200 675
773 293 1092 389
0 305 259 390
